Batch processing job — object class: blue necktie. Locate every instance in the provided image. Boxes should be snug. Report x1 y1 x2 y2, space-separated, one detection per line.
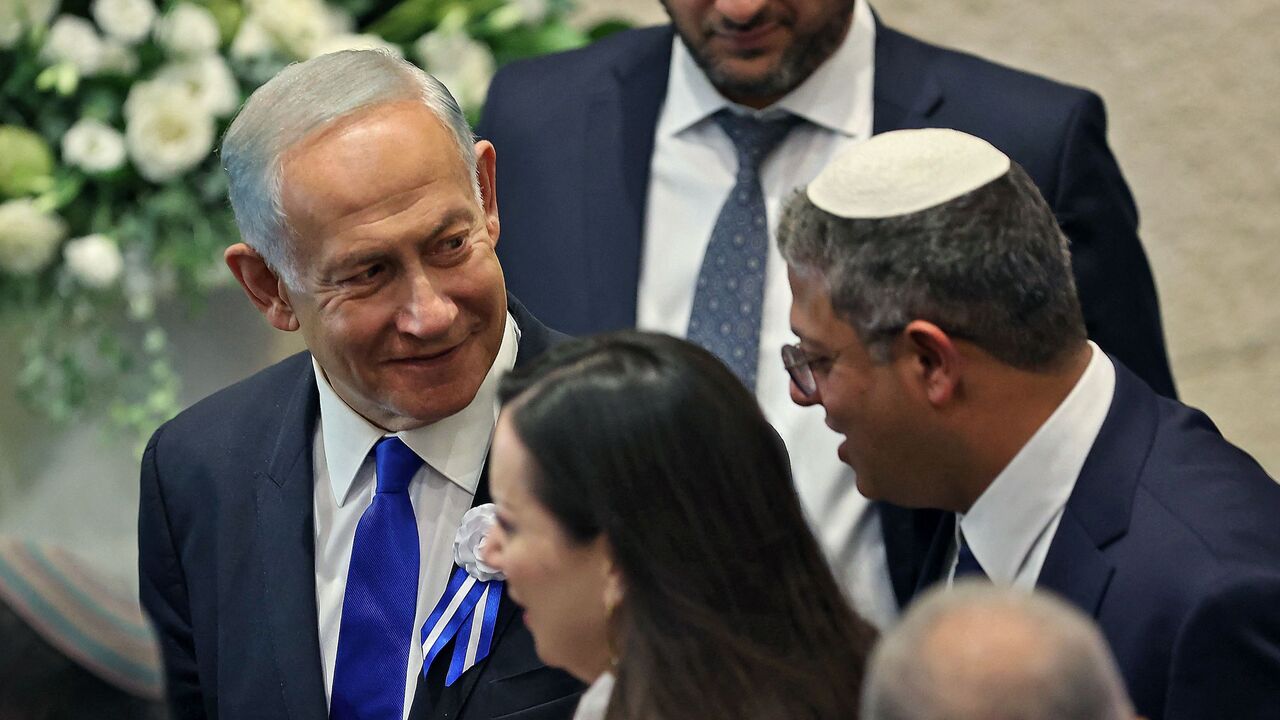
330 437 423 720
954 530 989 581
687 110 802 390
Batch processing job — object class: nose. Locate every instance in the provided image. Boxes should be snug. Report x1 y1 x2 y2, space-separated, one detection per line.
714 0 769 25
396 270 457 339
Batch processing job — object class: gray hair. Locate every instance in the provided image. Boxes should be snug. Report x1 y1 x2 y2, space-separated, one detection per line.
777 163 1087 370
862 583 1134 720
221 49 478 287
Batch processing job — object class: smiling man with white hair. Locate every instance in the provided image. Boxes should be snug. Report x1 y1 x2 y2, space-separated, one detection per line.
778 127 1280 720
138 50 582 720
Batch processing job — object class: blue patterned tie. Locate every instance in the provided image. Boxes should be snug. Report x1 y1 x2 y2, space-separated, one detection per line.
687 109 801 390
954 530 989 580
330 437 423 720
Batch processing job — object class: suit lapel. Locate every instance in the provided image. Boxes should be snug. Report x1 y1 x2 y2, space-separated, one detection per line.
912 510 956 598
1037 361 1156 616
582 28 673 331
415 582 523 720
254 359 328 719
872 23 944 135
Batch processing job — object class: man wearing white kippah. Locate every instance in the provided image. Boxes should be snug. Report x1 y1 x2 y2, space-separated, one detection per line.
476 0 1176 630
778 127 1280 720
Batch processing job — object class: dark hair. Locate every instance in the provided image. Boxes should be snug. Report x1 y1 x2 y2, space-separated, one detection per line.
0 601 166 720
500 331 877 720
777 163 1087 370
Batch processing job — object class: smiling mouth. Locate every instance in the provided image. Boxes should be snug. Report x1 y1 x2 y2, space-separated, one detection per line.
387 341 464 366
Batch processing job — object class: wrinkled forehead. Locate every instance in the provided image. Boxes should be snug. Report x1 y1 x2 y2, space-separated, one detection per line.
279 101 474 231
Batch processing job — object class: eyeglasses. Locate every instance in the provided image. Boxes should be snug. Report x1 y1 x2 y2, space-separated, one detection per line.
780 343 829 398
782 326 909 397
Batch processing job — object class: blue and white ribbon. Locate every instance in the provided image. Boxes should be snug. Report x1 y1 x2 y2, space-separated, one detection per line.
421 566 503 686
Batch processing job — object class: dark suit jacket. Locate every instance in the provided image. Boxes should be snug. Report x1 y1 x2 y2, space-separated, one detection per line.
138 295 583 720
911 361 1280 720
477 22 1176 400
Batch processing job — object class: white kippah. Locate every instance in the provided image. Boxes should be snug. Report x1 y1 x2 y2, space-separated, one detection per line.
807 128 1011 219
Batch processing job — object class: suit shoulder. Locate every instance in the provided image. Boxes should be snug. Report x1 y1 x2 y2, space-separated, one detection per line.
150 351 312 458
884 26 1100 120
486 26 670 102
1133 396 1280 566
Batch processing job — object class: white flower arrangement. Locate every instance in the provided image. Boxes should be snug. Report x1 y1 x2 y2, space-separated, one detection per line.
414 28 495 111
153 3 220 57
0 199 66 274
63 234 125 289
61 118 127 174
41 16 106 76
0 0 627 443
91 0 157 45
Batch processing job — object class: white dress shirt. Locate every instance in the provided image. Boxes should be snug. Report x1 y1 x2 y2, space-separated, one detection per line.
638 0 899 627
312 314 520 719
949 342 1117 588
570 672 614 720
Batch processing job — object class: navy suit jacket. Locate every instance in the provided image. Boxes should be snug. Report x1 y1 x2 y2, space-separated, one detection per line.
912 361 1280 719
139 296 583 720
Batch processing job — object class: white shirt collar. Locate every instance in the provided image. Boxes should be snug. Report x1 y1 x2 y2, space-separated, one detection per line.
313 313 521 506
658 0 875 139
958 342 1117 585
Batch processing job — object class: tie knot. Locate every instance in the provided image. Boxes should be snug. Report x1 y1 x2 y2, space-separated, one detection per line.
713 109 801 172
373 436 422 495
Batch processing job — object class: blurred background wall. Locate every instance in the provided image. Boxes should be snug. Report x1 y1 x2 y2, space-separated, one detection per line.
0 0 1275 590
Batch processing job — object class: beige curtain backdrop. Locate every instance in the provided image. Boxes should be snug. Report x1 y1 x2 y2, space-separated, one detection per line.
0 0 1274 585
586 0 1279 471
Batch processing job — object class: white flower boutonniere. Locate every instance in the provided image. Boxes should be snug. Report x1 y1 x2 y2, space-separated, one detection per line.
453 503 505 582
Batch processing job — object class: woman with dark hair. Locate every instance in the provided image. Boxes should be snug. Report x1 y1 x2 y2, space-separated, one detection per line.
483 331 877 720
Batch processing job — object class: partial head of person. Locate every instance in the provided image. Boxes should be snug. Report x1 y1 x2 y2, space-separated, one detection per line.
221 49 505 432
483 331 877 719
862 582 1137 720
0 538 166 719
662 0 857 108
777 128 1091 513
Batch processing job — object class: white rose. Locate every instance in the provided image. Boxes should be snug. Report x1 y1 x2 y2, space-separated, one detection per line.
98 37 139 74
125 80 215 182
63 233 124 288
247 0 331 59
413 30 494 111
309 32 402 60
41 15 104 76
61 117 126 173
0 199 67 275
229 15 274 60
0 0 58 49
453 503 506 582
156 55 240 117
91 0 156 45
154 2 219 56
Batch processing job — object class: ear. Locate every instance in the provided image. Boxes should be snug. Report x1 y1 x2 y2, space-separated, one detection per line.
474 139 500 246
899 320 963 407
224 243 300 332
596 538 625 613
